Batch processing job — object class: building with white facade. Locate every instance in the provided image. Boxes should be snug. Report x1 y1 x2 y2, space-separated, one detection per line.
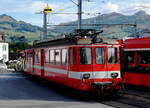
0 32 9 62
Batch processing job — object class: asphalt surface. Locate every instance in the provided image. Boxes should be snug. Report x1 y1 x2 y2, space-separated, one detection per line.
0 67 114 108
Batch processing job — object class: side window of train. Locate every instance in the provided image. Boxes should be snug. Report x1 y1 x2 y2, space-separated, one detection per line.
95 48 105 64
27 53 32 62
45 49 49 63
62 49 67 65
35 51 40 63
107 47 118 64
139 52 150 64
79 47 92 64
127 52 135 64
69 48 76 64
50 50 54 64
55 50 61 64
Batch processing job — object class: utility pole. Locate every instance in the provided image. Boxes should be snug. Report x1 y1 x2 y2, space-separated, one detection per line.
78 0 82 29
43 12 47 40
43 4 52 40
134 22 138 38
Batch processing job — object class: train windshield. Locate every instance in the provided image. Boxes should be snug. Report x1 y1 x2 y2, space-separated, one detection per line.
95 48 105 64
79 48 92 64
108 47 118 64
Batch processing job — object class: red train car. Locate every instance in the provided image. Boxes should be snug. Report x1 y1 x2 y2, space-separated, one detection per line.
24 29 122 95
122 37 150 87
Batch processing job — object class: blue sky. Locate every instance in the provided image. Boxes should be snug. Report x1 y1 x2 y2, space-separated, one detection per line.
0 0 150 26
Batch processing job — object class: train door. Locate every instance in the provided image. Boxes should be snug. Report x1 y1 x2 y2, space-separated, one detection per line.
68 47 77 74
92 46 107 80
68 46 93 79
41 49 45 78
106 46 120 79
28 51 33 73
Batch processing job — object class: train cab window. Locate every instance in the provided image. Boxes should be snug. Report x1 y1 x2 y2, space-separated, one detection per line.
95 48 104 64
127 52 135 64
35 51 40 63
62 49 67 65
108 48 118 64
69 48 76 64
50 50 54 64
55 50 60 64
79 48 92 64
45 50 49 63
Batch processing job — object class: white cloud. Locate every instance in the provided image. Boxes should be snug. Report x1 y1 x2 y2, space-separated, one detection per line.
104 2 119 13
119 3 150 15
1 0 150 26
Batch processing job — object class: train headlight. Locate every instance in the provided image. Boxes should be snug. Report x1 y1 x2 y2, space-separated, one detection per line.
83 73 90 79
111 73 118 78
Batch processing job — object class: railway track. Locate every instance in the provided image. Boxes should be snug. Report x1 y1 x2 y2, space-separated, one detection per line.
90 87 150 108
102 88 150 108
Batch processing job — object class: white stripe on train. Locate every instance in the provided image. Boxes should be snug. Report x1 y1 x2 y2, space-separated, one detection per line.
26 64 121 79
124 48 150 51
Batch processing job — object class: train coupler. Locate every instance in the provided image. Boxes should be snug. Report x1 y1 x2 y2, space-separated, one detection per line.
92 81 112 86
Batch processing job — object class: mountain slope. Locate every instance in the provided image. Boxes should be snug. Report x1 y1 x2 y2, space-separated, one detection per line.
50 10 150 38
1 10 150 44
0 14 43 43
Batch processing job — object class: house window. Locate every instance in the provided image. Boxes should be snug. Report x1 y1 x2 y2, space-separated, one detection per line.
3 54 7 61
2 45 6 51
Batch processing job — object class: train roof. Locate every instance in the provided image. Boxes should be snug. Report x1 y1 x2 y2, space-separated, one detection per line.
124 37 150 51
32 29 119 48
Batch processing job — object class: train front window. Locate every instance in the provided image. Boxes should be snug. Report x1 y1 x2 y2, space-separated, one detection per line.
108 48 118 64
95 48 104 64
79 48 92 64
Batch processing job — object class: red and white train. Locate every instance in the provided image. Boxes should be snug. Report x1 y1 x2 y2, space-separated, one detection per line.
23 29 122 95
122 37 150 87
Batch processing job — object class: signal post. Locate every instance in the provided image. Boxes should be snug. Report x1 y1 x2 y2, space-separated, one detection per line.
43 5 52 40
